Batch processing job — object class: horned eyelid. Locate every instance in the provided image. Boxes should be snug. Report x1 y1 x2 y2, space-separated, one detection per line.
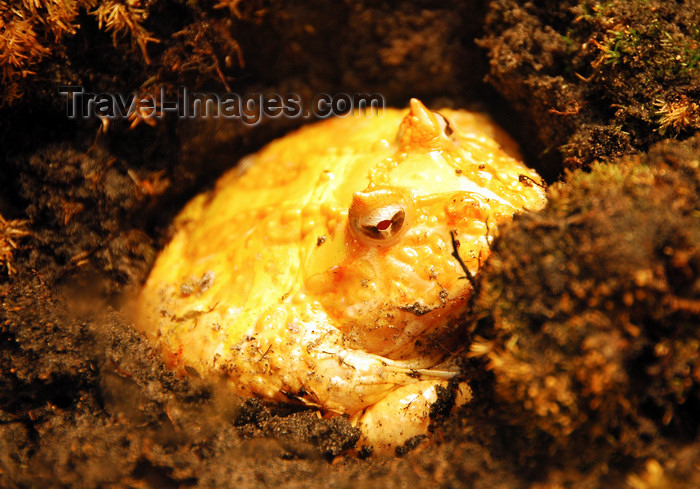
348 187 414 247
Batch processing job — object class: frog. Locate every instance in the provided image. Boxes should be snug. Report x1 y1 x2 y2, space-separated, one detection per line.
133 98 547 454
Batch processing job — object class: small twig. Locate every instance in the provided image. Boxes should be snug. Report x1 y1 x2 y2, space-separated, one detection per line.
548 100 583 116
259 344 272 361
519 174 548 189
484 217 492 248
450 230 476 289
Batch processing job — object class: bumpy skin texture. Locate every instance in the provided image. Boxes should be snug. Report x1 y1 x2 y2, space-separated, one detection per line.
134 99 546 452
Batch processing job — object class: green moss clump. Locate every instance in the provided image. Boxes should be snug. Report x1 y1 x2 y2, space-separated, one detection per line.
566 0 700 157
479 0 700 172
470 133 700 465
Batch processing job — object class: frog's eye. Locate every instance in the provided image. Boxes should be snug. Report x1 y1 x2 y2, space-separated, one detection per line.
348 187 413 247
433 111 455 138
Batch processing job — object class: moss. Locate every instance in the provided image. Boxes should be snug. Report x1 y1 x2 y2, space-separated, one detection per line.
479 0 700 173
568 0 700 140
589 8 699 79
0 215 30 277
0 0 162 107
470 134 700 467
654 94 700 136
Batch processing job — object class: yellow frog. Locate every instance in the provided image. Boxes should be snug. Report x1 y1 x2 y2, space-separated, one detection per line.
133 99 546 453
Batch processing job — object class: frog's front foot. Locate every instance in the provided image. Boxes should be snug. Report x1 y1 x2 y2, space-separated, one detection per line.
352 380 471 455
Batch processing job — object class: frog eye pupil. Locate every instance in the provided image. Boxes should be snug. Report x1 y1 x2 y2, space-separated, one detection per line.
359 209 405 240
348 188 413 247
376 220 392 231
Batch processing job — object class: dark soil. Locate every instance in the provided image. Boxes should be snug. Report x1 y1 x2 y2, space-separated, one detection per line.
469 133 700 480
1 1 698 488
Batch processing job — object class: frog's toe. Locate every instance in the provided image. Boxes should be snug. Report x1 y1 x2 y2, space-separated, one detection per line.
353 380 471 455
